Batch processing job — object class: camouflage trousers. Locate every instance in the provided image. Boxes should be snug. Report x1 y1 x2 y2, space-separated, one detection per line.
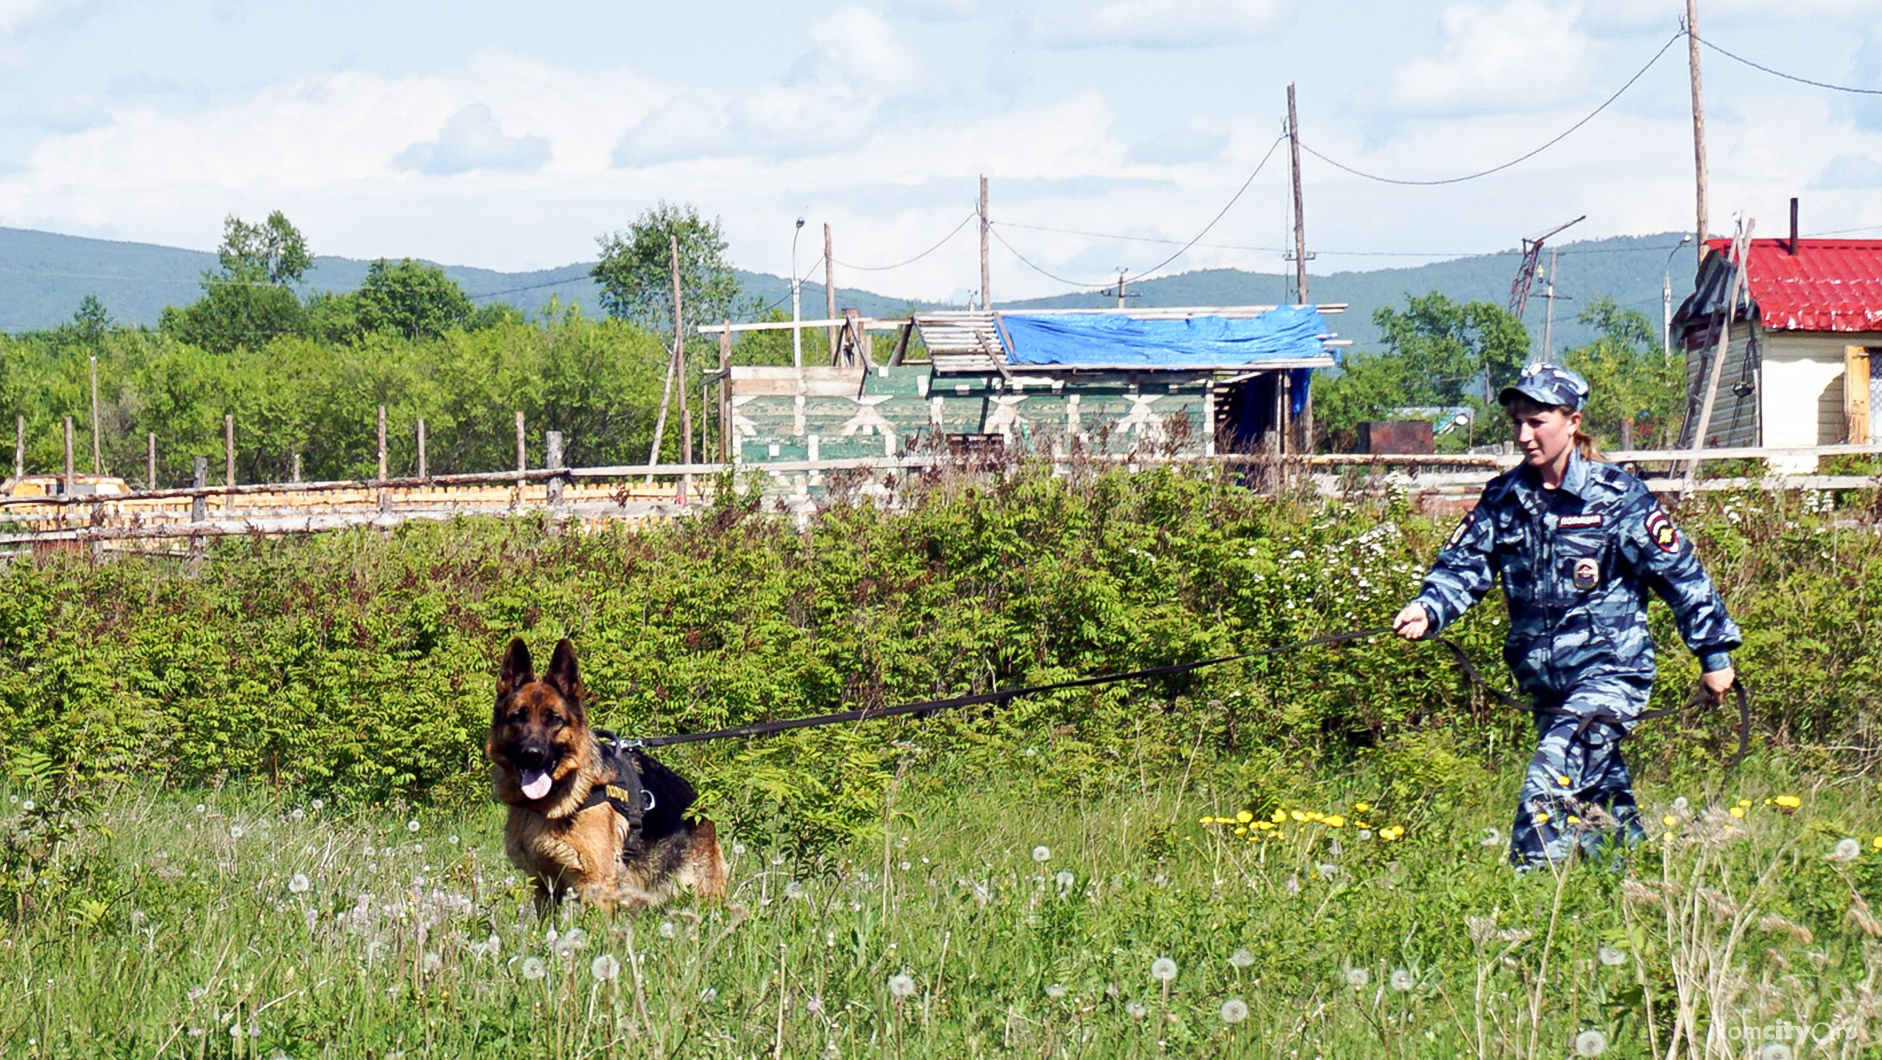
1510 680 1651 868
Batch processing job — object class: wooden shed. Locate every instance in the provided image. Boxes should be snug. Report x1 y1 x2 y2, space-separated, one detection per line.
717 305 1343 481
1671 237 1882 462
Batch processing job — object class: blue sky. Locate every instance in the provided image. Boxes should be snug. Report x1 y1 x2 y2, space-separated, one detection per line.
1 0 1878 302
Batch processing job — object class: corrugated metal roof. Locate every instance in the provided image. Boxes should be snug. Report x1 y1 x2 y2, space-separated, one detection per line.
1707 237 1882 332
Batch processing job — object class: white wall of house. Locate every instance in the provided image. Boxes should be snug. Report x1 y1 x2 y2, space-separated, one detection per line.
1762 329 1882 447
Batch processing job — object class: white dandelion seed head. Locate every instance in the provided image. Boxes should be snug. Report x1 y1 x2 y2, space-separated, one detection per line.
1316 863 1338 880
553 927 587 957
1357 829 1373 840
1389 968 1415 992
1671 797 1690 813
1126 1002 1149 1019
1032 845 1051 863
448 835 459 846
732 842 747 856
1759 1043 1794 1060
1573 1028 1609 1057
406 819 420 833
1045 983 1067 998
887 973 916 998
784 881 806 900
1150 957 1178 983
1344 967 1369 989
1055 870 1076 890
899 860 911 871
804 995 824 1014
310 798 324 811
227 825 245 840
520 957 546 981
420 953 443 975
194 804 205 814
1830 838 1863 863
287 873 310 895
1219 998 1250 1024
1596 945 1626 967
700 986 719 1003
591 955 620 981
1480 827 1503 848
658 920 677 939
1229 947 1255 968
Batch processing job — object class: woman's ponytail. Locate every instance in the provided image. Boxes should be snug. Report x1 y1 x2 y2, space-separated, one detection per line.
1573 428 1606 463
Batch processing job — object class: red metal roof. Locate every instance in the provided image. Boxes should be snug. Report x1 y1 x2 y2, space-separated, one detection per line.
1707 237 1882 332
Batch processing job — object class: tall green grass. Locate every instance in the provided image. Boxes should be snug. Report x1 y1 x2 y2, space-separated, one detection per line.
1 759 1876 1058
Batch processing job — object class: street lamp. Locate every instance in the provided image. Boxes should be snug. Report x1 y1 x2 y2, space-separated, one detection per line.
1662 233 1694 365
791 217 806 370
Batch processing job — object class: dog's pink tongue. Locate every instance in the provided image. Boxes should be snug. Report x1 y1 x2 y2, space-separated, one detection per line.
520 770 553 800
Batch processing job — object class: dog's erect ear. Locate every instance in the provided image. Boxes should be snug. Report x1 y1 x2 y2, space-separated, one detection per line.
545 638 584 704
499 638 534 697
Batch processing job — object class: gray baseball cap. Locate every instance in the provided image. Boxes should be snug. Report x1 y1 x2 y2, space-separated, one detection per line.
1498 363 1589 412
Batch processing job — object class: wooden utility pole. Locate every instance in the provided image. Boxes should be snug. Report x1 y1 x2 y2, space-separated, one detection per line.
718 321 733 461
1115 270 1127 309
146 433 156 490
1541 249 1560 359
1687 0 1709 270
416 419 428 479
673 234 692 470
1287 82 1309 305
224 414 235 487
515 412 527 488
63 417 74 493
376 406 387 481
89 355 101 474
979 175 991 311
14 415 23 480
824 223 837 363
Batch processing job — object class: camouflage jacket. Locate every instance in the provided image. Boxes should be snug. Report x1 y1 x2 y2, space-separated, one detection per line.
1413 451 1740 698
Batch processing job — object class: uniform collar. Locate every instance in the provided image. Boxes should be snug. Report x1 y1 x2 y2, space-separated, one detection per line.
1512 449 1590 513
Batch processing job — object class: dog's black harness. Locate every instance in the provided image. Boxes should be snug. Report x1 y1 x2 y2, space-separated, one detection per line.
576 730 697 858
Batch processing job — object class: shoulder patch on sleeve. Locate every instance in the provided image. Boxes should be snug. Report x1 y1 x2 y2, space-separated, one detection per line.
1445 510 1476 550
1645 508 1681 553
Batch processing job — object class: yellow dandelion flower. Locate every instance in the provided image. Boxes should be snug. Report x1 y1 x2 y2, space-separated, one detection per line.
1236 810 1254 824
1567 815 1581 825
1354 821 1370 830
1774 795 1802 809
1306 811 1325 821
1556 775 1571 787
1736 799 1753 809
1234 827 1247 835
1729 806 1746 818
1325 815 1345 828
1354 801 1371 813
1199 817 1213 825
1662 815 1678 827
1255 821 1274 830
1290 811 1307 822
1533 812 1551 825
1271 809 1287 823
1872 836 1882 850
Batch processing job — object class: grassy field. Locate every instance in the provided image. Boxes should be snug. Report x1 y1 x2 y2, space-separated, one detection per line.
2 752 1878 1059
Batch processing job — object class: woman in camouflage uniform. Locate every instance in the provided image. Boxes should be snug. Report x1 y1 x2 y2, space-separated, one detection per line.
1391 364 1740 868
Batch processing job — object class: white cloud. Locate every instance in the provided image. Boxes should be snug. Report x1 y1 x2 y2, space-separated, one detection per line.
0 0 83 35
1025 0 1292 48
396 104 550 175
1385 0 1595 115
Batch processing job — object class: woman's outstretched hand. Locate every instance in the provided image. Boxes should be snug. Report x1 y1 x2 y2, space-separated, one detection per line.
1392 602 1430 640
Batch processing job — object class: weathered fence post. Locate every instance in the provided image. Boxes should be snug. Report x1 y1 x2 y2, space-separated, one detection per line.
416 419 428 480
190 456 208 570
291 453 301 484
515 412 527 489
224 414 235 488
147 433 156 490
377 406 388 481
546 430 565 509
63 417 75 494
15 415 24 480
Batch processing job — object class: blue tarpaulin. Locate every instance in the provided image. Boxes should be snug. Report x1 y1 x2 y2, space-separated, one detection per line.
998 305 1330 366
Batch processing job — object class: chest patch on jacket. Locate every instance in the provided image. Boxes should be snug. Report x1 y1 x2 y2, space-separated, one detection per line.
1572 557 1600 590
1646 509 1680 553
1557 513 1603 529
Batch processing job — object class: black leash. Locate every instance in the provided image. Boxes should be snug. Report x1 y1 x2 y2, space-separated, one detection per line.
616 627 1754 804
621 628 1392 749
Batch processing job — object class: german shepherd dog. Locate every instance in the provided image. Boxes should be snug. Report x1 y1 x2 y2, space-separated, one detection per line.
487 637 727 910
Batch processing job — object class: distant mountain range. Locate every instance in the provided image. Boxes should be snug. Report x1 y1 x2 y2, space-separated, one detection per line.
0 226 1698 356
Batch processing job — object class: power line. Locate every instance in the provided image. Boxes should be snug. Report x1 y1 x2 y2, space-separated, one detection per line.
1299 30 1683 187
1695 32 1882 95
832 212 978 271
988 133 1288 289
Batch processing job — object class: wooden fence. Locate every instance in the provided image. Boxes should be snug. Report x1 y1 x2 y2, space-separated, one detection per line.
4 443 1880 557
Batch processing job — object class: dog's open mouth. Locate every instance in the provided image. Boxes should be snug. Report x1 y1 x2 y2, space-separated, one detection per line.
520 769 554 800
